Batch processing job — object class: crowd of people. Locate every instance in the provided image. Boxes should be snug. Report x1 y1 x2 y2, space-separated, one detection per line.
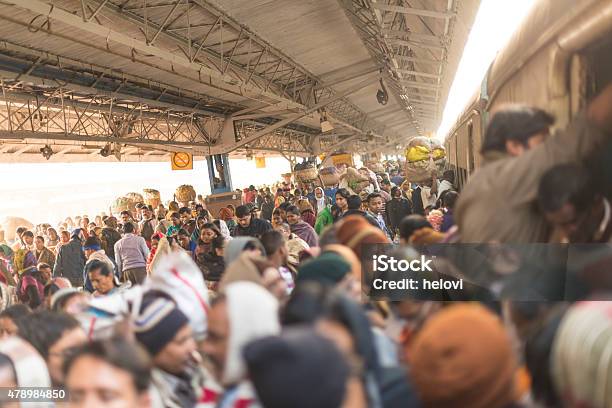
0 83 611 408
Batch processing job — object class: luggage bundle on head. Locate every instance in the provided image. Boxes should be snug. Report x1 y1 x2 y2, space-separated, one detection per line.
319 166 340 187
293 162 318 183
1 217 34 242
143 189 161 208
342 167 370 194
112 196 136 215
125 192 144 204
365 161 385 174
76 250 209 341
404 136 446 183
281 173 293 184
175 184 196 204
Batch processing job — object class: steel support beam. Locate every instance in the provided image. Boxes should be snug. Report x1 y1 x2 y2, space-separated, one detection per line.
389 39 445 52
370 4 456 19
401 81 440 90
226 76 379 152
396 70 441 79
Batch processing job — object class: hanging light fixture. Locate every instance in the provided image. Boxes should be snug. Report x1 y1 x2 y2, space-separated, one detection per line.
319 110 334 133
376 77 389 106
40 144 53 160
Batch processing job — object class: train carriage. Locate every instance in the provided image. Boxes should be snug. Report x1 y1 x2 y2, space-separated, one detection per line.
445 0 612 190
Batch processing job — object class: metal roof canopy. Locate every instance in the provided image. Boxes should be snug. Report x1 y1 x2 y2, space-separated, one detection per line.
0 0 480 162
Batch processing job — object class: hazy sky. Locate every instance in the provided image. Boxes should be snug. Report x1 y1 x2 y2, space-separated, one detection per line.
1 0 537 226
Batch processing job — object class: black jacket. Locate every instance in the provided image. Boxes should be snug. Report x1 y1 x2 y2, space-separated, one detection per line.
411 187 425 216
53 239 86 287
232 217 273 239
196 252 225 282
386 198 412 232
342 209 380 229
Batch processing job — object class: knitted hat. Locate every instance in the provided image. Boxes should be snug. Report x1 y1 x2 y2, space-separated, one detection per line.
243 328 350 408
552 301 612 408
409 304 518 408
134 297 189 357
336 215 388 257
297 251 351 286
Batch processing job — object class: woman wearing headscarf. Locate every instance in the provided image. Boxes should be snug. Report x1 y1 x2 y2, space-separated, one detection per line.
297 199 316 228
0 336 53 408
218 207 237 235
14 249 45 310
310 187 332 215
45 227 60 251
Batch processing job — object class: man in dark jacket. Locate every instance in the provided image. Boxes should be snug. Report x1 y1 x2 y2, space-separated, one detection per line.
260 195 275 222
100 217 122 261
342 195 380 229
232 205 273 239
53 228 86 287
386 186 412 237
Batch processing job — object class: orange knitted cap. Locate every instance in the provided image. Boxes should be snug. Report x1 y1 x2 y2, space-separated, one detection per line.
408 304 518 408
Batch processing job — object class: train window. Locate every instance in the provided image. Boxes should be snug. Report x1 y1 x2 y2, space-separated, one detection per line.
583 35 612 102
467 121 475 174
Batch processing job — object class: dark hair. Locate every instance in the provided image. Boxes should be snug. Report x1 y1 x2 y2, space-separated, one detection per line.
120 210 131 217
285 205 301 217
381 178 391 186
538 164 597 213
170 212 180 220
235 205 250 218
84 236 102 248
260 230 285 257
272 208 283 217
442 170 455 184
367 192 382 203
347 195 362 210
38 262 51 270
63 337 152 393
442 190 459 209
177 229 189 237
0 304 32 321
123 222 135 234
318 224 339 247
16 311 81 359
86 259 112 277
278 201 291 211
35 235 45 243
281 282 330 326
22 230 34 238
211 236 225 252
399 215 432 241
391 186 401 197
178 207 191 215
335 188 350 200
201 223 221 237
481 106 555 153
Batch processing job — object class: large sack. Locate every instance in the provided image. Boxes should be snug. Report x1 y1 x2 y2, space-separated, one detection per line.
404 136 446 183
1 217 34 242
340 167 370 194
148 249 209 340
112 196 136 215
125 192 144 204
143 189 161 208
175 185 196 204
319 167 340 187
78 250 209 341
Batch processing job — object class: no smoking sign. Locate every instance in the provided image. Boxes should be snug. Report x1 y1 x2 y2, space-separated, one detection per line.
171 152 193 170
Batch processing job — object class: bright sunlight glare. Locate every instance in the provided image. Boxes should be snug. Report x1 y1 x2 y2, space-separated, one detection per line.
436 0 538 140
